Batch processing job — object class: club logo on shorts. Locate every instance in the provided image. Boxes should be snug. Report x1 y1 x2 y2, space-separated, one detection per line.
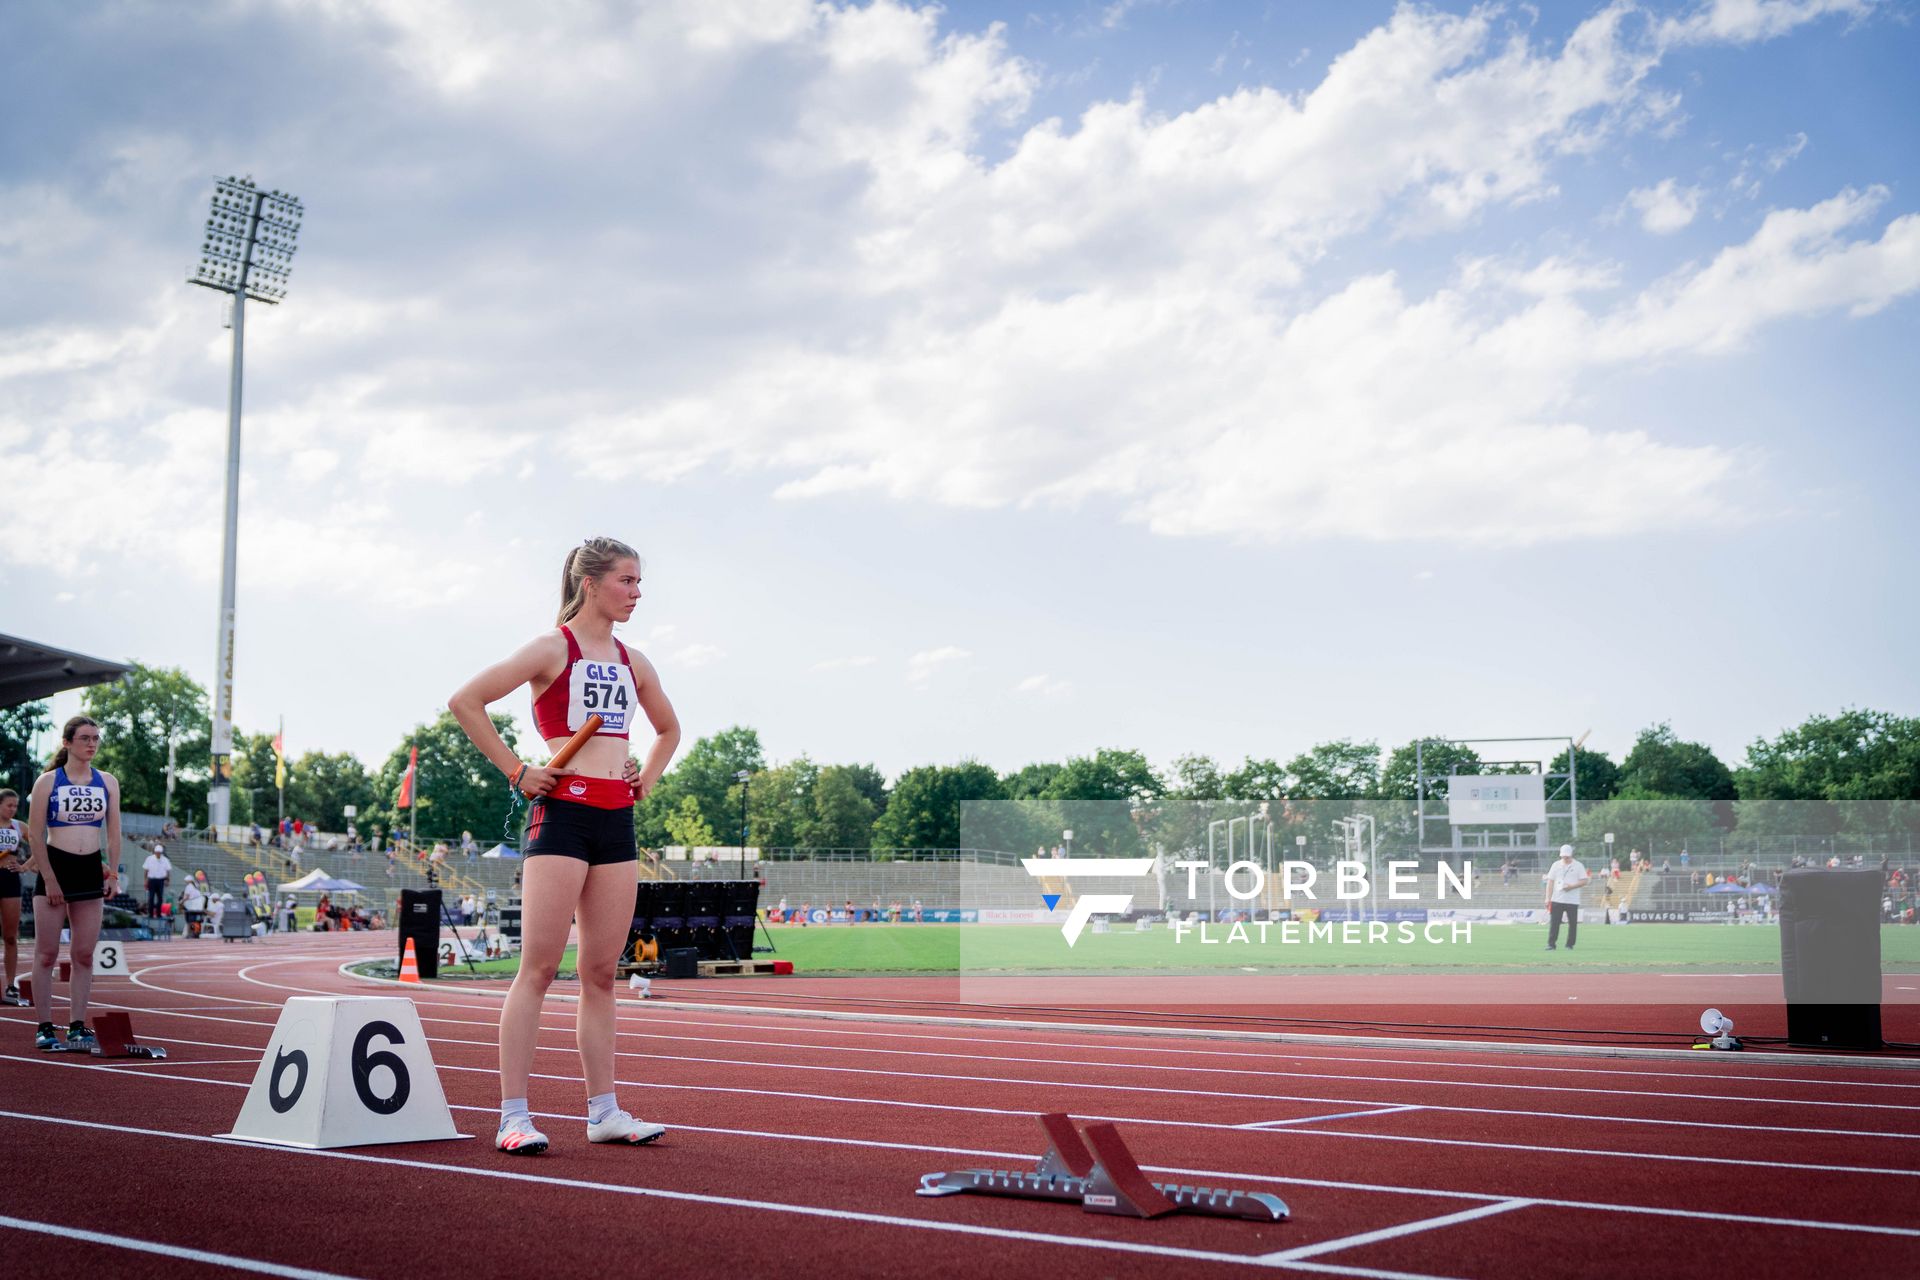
568 781 587 797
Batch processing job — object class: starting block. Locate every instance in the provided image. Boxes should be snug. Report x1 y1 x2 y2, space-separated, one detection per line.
90 1011 167 1060
917 1113 1288 1222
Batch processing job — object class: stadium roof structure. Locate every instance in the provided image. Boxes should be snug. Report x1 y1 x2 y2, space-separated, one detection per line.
0 632 132 708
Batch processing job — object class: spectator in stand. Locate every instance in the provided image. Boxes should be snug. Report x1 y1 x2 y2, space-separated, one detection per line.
1609 856 1620 882
461 830 478 860
161 819 180 840
1500 860 1514 886
1680 848 1690 869
1690 869 1701 888
142 843 172 918
181 876 208 938
248 822 263 848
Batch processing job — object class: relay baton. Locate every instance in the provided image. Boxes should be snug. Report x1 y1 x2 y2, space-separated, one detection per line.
548 714 603 771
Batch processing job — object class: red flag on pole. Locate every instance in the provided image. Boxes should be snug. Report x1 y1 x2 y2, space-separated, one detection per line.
397 745 418 809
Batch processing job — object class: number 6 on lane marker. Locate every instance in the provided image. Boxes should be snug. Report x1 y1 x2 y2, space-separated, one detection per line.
222 996 468 1149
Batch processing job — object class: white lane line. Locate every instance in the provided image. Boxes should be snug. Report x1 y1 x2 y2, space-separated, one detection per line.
217 962 1920 1114
1263 1201 1536 1263
0 1110 1435 1278
224 952 1920 1090
0 1213 367 1280
345 963 1920 1073
8 1049 1920 1241
12 1007 1920 1181
159 969 1920 1139
1240 1107 1425 1130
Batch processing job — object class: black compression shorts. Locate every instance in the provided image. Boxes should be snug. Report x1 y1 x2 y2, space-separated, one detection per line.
523 797 636 867
35 850 107 903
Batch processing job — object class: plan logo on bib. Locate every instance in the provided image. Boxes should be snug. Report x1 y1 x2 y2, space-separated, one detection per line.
1020 857 1156 946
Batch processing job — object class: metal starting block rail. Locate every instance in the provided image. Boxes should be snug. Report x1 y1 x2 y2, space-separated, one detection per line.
917 1113 1287 1223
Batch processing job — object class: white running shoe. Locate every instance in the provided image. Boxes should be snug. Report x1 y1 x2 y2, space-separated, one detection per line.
495 1115 549 1156
587 1110 665 1145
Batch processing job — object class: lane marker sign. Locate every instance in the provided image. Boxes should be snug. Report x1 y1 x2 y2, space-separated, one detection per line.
221 996 468 1149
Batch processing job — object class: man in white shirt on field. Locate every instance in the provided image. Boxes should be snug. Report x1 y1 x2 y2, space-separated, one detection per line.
1543 844 1590 952
142 844 173 919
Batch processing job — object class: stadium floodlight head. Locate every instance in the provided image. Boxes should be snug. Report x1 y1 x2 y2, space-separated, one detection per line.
189 175 303 303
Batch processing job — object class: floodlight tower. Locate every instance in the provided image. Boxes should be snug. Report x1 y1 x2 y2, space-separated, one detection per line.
188 176 303 829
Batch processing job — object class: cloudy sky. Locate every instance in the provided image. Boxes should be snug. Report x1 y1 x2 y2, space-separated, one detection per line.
6 0 1918 780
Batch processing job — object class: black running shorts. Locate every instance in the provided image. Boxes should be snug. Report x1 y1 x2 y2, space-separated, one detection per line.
35 850 107 903
523 798 636 867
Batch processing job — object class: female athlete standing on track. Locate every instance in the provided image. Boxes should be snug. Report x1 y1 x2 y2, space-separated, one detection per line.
449 537 681 1155
21 715 120 1051
1 789 25 1006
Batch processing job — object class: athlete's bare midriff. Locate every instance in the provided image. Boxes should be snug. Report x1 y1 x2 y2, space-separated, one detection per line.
45 828 104 857
541 733 629 780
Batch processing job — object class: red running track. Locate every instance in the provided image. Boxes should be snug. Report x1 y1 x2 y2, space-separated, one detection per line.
3 932 1918 1280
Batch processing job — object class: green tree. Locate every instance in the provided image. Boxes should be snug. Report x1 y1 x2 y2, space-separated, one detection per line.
1167 753 1225 801
1739 709 1920 801
1001 761 1063 800
871 761 1005 850
228 731 280 827
639 725 764 841
1617 723 1737 801
82 664 211 817
739 758 820 851
286 750 376 832
371 711 520 844
807 765 879 848
1552 745 1621 804
1580 794 1722 855
1380 739 1484 802
1284 739 1382 798
1044 748 1163 806
1223 757 1288 801
1 700 51 795
663 795 716 847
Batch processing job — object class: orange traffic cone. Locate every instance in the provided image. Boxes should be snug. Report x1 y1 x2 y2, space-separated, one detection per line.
398 937 422 984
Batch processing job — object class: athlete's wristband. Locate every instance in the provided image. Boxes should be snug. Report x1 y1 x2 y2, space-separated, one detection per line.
510 763 529 792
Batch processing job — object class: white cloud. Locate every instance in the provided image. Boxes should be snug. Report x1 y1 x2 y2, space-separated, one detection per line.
1658 0 1878 47
1016 673 1071 696
1628 178 1702 233
672 642 726 668
1 0 1914 627
907 646 970 683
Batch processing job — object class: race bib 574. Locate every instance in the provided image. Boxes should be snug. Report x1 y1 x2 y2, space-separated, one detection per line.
567 660 635 734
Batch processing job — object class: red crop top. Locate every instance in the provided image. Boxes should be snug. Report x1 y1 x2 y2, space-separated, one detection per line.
531 626 638 741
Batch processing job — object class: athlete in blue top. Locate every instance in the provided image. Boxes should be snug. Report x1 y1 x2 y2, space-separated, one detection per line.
23 715 121 1051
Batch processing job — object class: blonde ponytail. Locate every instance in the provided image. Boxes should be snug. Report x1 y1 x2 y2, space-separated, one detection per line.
557 537 640 625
